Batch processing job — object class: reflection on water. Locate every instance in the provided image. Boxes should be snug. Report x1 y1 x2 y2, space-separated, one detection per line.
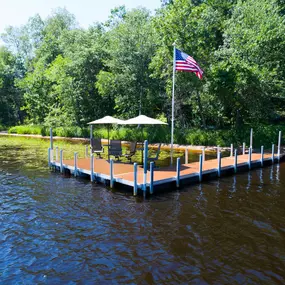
0 137 285 284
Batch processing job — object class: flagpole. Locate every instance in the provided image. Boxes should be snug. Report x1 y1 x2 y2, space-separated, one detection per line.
171 42 176 166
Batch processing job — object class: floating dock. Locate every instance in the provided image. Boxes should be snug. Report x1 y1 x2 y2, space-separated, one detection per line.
48 137 284 195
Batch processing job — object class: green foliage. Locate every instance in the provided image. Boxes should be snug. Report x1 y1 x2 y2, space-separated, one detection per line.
8 125 42 135
1 1 285 143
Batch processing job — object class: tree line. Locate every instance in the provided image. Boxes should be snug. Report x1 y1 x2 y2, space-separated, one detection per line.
1 0 285 134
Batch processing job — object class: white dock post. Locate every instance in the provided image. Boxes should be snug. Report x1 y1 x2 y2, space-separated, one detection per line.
143 140 148 191
176 157 180 188
110 158 114 188
150 162 154 194
242 142 246 155
90 154 94 182
217 145 220 157
202 146 205 162
74 152 78 177
230 144 233 157
278 131 281 162
48 147 51 167
185 148 188 164
250 128 253 149
234 149 237 173
50 128 53 150
55 146 59 162
85 145 89 158
272 144 275 163
217 150 221 177
199 154 203 182
133 163 138 196
60 149 63 173
248 147 252 170
260 146 264 167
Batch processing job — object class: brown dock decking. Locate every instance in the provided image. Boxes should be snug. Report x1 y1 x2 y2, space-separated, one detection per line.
49 151 282 195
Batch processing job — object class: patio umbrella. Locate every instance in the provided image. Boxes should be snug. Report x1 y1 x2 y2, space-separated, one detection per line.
120 115 167 163
88 116 125 160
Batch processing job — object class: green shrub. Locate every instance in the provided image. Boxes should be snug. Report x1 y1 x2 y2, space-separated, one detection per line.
8 125 42 135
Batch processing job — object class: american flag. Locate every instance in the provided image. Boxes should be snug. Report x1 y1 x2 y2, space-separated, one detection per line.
175 48 203 79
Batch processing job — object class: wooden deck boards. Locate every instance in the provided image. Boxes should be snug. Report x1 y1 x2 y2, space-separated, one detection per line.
56 153 273 186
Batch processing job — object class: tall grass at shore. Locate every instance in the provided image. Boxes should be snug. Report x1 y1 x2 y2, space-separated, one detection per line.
6 124 285 148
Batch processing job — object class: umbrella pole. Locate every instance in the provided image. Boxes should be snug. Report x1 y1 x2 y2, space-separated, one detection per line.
108 125 110 161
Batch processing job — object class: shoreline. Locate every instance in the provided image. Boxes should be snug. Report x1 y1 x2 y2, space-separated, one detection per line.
0 132 229 152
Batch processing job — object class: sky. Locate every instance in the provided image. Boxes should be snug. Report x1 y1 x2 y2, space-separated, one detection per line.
0 0 162 33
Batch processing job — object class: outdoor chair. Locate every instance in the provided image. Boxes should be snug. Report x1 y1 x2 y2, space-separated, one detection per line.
109 140 123 160
90 138 104 158
122 141 137 163
148 143 161 167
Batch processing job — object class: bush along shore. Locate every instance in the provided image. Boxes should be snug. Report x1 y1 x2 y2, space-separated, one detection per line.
4 124 285 149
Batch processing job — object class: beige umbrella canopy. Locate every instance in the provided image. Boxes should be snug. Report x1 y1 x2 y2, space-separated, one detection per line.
120 115 168 163
88 116 125 160
120 115 167 125
88 116 125 125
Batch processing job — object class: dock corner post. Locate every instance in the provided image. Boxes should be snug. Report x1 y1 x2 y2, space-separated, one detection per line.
110 158 114 188
60 149 63 173
278 131 282 162
234 149 237 173
272 144 275 163
50 127 53 150
217 150 222 177
185 147 188 164
242 142 246 155
230 144 233 157
133 163 138 196
74 152 78 177
90 154 94 182
176 157 181 188
143 140 148 191
202 146 205 162
217 145 220 157
260 145 264 167
199 154 203 182
250 128 253 149
48 147 51 167
248 147 252 170
150 162 154 194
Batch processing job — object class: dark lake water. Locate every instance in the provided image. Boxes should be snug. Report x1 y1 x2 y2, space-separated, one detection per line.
0 137 285 284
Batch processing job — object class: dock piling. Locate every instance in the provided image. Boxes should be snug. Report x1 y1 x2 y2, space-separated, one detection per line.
230 144 233 157
217 150 221 177
176 157 181 188
133 163 138 196
74 152 78 177
202 146 205 162
272 144 275 163
110 158 114 188
278 131 282 162
90 154 94 182
260 146 264 167
110 159 114 188
60 149 63 173
150 162 154 194
234 149 237 173
48 147 51 167
242 142 246 155
55 146 59 162
143 140 148 191
248 147 252 170
199 154 203 182
250 128 253 149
